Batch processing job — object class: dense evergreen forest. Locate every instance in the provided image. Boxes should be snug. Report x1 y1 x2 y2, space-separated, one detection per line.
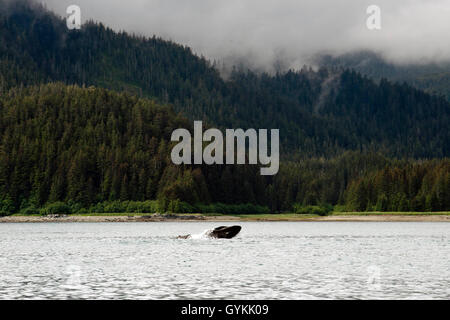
1 0 448 158
0 1 448 214
0 84 448 214
317 51 450 102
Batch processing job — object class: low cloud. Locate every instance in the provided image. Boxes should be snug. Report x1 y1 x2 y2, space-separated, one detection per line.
39 0 450 71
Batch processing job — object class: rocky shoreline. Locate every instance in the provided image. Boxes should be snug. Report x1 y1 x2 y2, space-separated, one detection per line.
0 214 449 223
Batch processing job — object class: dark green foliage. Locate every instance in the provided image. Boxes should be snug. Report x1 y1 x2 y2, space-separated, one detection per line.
0 83 190 208
196 203 271 215
0 2 448 215
318 51 450 101
0 198 15 216
19 205 39 215
40 202 71 215
26 200 270 215
0 1 449 158
0 83 448 214
293 204 333 216
344 160 450 212
87 200 161 214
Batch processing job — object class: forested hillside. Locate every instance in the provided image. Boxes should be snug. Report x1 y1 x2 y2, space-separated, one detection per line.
317 51 450 101
0 1 448 214
0 0 449 158
0 84 448 214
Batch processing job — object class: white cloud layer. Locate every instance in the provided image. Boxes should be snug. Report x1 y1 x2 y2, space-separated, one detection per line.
39 0 450 71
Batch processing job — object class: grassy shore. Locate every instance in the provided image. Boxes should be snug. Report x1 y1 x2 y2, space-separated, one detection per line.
332 211 450 216
0 212 449 223
225 212 450 222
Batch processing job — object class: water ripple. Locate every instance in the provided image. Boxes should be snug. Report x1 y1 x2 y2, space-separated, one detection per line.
0 221 449 299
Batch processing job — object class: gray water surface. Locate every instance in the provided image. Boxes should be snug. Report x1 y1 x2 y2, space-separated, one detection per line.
0 222 449 299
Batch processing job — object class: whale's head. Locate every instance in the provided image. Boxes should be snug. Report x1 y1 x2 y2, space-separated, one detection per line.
177 225 242 239
210 225 242 239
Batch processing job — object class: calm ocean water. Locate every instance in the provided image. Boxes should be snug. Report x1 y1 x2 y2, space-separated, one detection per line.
0 221 448 299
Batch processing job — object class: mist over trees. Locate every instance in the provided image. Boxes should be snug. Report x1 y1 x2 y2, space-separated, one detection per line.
0 1 448 214
317 51 450 101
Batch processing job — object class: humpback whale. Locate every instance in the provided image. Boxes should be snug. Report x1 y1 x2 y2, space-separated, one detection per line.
178 226 242 239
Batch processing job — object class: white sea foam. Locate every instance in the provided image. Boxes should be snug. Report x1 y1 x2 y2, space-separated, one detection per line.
1 222 449 299
189 229 212 240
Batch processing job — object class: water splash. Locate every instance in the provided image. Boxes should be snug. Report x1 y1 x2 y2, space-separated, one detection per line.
189 229 213 240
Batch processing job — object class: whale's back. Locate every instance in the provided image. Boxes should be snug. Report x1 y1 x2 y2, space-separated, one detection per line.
210 225 241 239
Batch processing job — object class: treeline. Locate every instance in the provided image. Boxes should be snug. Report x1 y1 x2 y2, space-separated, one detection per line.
272 156 449 212
0 83 448 215
345 161 449 212
0 83 187 212
0 2 448 215
0 0 449 158
20 200 270 216
317 51 450 101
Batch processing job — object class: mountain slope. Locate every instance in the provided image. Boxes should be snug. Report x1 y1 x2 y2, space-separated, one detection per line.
0 0 449 158
317 51 450 101
0 83 448 213
0 1 448 213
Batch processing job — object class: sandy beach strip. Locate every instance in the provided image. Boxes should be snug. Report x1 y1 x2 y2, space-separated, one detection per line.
0 214 449 223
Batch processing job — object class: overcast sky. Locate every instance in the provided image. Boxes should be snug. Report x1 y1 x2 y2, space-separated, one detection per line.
39 0 450 71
